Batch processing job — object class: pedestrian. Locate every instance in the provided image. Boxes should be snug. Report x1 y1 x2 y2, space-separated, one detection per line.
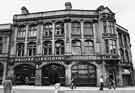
99 76 104 91
3 77 12 93
70 77 76 89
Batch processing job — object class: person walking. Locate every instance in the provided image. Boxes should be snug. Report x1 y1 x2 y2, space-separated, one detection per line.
99 76 104 91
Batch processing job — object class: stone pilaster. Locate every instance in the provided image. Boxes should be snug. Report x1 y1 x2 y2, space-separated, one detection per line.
10 26 18 56
37 24 43 55
80 20 84 54
118 65 123 87
2 62 7 82
64 19 72 55
52 22 55 55
65 65 71 85
35 65 42 86
24 24 29 56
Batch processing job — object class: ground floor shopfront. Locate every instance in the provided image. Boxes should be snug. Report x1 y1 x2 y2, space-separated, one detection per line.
0 60 134 87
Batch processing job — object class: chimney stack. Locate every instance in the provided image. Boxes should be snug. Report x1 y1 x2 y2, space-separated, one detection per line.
65 2 72 10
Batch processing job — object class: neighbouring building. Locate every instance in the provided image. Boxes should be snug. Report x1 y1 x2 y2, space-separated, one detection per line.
0 2 134 87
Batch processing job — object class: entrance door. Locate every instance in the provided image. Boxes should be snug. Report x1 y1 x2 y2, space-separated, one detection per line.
42 64 65 85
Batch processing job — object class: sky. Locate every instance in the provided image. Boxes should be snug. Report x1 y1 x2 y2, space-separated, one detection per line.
0 0 135 67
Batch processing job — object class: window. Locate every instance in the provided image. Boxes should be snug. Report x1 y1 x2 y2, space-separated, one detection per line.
105 39 117 54
84 40 94 55
103 21 115 34
0 37 2 54
16 43 24 56
17 26 26 38
55 40 64 55
125 50 129 62
72 22 81 35
27 42 36 56
43 41 52 55
55 22 64 36
84 22 93 36
72 40 81 55
43 23 52 37
28 25 37 37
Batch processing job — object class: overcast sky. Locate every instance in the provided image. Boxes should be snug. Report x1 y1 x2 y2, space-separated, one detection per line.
0 0 135 67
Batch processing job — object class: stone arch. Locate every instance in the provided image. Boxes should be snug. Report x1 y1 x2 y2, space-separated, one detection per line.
71 62 97 86
41 63 66 85
14 63 36 85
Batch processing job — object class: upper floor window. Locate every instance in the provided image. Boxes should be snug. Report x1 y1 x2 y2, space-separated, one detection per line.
72 40 81 55
43 23 52 37
0 37 2 54
17 26 26 38
103 21 115 34
28 25 37 37
105 39 117 54
43 41 52 55
125 50 129 62
27 42 36 56
72 22 81 35
16 43 24 56
84 22 93 36
55 40 64 55
84 40 94 55
118 33 123 47
55 22 64 36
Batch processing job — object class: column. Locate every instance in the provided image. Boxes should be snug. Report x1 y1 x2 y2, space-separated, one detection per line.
35 65 42 86
52 22 55 55
65 65 71 85
24 24 29 56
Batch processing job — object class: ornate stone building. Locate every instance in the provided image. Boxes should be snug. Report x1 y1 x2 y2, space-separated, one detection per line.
0 2 134 86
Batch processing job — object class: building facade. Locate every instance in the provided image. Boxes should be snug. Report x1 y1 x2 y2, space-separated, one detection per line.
0 2 134 87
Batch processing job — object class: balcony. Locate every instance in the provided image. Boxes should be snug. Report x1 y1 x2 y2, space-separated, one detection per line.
102 33 117 39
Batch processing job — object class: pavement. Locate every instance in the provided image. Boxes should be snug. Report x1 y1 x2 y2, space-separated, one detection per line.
0 85 135 93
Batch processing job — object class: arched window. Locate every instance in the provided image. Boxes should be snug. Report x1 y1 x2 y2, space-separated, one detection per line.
72 22 81 35
55 40 64 55
16 43 24 56
83 22 93 36
72 40 81 55
55 22 64 36
43 23 52 37
27 42 36 56
84 40 94 55
28 25 37 37
43 41 52 55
